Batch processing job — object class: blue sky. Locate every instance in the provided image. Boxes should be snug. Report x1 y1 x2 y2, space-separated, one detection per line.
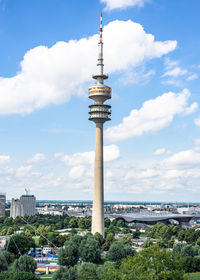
0 0 200 201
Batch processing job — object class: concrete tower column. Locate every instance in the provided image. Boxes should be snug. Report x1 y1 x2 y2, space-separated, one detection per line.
92 123 104 236
88 12 111 237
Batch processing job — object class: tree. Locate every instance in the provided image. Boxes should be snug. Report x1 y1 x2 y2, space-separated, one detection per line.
197 237 200 246
7 234 34 256
104 218 111 228
120 236 131 245
79 235 101 263
69 218 78 228
47 232 60 247
132 229 140 239
156 239 166 248
107 241 135 262
58 241 79 267
0 251 12 271
181 244 199 257
78 219 85 229
178 229 185 242
173 243 183 254
119 246 184 280
168 237 175 248
102 232 115 251
98 263 120 280
77 263 98 280
13 255 37 273
142 238 153 248
94 232 105 246
116 220 125 228
0 271 39 280
53 266 77 280
184 229 198 244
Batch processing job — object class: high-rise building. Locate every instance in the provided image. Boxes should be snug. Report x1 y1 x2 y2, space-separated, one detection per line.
0 193 6 217
88 13 112 237
20 191 36 216
10 190 36 219
10 198 24 219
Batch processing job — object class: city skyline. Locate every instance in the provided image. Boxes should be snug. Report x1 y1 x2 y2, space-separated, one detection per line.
0 0 200 202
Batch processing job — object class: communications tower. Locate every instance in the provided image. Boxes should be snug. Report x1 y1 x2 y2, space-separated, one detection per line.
88 13 111 237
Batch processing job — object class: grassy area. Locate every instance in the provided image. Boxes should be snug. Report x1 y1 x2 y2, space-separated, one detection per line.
185 273 200 280
40 273 54 279
33 236 40 247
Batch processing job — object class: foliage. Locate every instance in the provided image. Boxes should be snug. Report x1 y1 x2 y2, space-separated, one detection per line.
148 223 200 246
100 246 184 280
94 232 105 246
77 262 98 280
120 235 132 245
0 271 39 280
107 241 135 262
173 243 200 258
13 255 37 273
132 229 140 239
53 266 77 280
142 238 153 248
7 234 34 256
79 235 101 263
102 232 115 251
116 220 125 228
0 251 12 271
58 241 79 267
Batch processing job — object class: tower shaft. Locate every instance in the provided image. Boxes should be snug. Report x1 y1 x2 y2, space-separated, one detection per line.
92 123 104 236
88 12 111 237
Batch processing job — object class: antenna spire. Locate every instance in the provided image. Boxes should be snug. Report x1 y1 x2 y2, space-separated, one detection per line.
99 12 103 44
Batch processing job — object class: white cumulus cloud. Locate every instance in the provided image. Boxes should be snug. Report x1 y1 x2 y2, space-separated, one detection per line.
105 88 196 142
187 73 198 81
162 67 188 78
0 155 10 164
0 20 176 115
194 117 200 127
101 0 148 10
16 165 32 177
59 144 120 166
28 153 45 163
163 149 200 169
69 165 85 179
154 148 166 156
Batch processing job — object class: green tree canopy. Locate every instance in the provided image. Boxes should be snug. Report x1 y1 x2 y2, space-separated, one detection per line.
52 266 77 280
58 240 79 267
100 246 184 280
0 271 39 280
107 241 135 262
79 235 101 263
77 262 98 280
7 234 34 256
13 255 37 273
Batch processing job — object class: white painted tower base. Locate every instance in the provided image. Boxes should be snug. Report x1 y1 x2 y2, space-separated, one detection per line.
92 123 104 237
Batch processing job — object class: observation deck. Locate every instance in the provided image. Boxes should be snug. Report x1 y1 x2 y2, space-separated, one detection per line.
89 104 111 123
89 84 111 104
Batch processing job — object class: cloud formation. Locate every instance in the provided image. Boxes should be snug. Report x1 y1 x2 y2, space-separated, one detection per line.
101 0 148 11
0 155 10 164
28 153 45 163
162 67 188 78
105 89 197 142
154 148 166 156
162 58 198 85
16 165 32 178
163 149 200 169
57 144 120 166
0 20 176 115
